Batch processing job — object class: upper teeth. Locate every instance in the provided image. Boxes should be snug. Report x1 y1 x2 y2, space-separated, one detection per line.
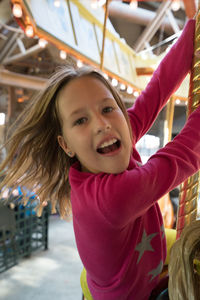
99 138 117 149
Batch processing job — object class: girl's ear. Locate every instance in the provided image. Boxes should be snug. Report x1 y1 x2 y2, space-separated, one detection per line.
57 135 75 158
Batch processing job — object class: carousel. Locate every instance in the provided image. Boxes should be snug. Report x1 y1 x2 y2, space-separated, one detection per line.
1 0 200 299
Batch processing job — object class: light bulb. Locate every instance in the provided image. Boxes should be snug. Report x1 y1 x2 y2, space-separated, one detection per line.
25 25 34 37
130 0 138 10
171 0 181 11
175 99 181 105
127 86 133 94
77 60 83 68
12 3 23 18
133 91 139 97
141 53 147 60
91 0 98 9
54 0 60 7
120 83 126 90
103 73 108 80
111 78 118 87
60 50 67 59
38 38 48 48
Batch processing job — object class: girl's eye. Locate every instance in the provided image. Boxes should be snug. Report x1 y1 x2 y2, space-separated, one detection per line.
103 106 113 113
74 117 87 126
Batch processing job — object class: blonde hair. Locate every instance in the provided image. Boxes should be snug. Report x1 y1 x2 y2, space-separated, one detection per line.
0 66 132 217
168 220 200 300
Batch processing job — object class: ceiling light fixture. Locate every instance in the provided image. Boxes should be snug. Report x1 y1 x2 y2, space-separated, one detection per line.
127 86 133 94
60 50 67 59
25 25 34 37
38 38 48 48
133 91 139 97
120 83 126 90
77 60 83 68
171 0 181 12
12 3 23 18
175 99 181 105
111 78 118 87
103 73 109 80
54 0 61 7
91 0 98 9
130 0 138 10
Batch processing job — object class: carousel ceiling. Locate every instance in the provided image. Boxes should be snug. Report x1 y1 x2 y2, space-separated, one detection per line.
0 0 197 111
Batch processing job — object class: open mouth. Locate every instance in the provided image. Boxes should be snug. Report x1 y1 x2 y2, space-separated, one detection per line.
97 138 121 154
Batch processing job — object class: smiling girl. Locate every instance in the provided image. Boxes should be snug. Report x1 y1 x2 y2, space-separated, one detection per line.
0 19 199 300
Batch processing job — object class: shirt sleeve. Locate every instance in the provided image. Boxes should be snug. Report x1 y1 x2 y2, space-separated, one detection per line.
94 105 200 227
128 19 195 144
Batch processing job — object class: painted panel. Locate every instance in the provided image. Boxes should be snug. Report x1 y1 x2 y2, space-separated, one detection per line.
95 25 118 73
25 0 76 48
69 1 100 62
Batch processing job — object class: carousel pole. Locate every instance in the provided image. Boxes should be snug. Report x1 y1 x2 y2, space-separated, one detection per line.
176 5 200 239
100 0 110 71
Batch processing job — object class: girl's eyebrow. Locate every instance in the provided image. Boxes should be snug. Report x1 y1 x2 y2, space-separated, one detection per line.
70 107 86 118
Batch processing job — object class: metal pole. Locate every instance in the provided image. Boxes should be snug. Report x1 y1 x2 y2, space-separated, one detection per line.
100 0 109 71
176 4 200 239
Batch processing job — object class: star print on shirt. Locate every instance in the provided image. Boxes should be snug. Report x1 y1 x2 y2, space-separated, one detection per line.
135 230 157 264
148 260 163 281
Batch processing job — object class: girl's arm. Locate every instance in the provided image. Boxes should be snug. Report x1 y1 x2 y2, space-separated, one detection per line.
93 104 200 227
128 19 195 144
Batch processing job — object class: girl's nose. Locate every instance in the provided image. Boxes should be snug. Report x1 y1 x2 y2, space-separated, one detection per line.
95 117 111 134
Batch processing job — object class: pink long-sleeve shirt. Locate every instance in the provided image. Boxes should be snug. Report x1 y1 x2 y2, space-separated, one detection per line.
69 20 197 300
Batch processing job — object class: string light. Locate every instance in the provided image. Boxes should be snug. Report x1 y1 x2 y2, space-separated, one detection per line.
171 0 181 12
141 53 148 60
60 50 67 59
175 99 181 105
77 60 83 68
103 73 109 80
12 3 23 18
91 0 98 9
133 91 139 97
130 0 138 10
38 38 48 48
120 83 126 91
111 78 118 87
25 25 34 37
127 86 133 94
54 0 61 7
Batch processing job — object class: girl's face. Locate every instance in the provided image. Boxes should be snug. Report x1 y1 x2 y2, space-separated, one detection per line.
57 75 132 174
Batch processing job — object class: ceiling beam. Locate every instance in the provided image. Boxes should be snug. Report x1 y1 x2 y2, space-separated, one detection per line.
134 0 172 52
0 68 47 90
166 9 180 34
108 1 184 35
0 32 19 63
2 44 43 65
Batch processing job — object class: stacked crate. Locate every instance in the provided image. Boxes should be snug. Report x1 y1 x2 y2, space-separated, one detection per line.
0 202 49 273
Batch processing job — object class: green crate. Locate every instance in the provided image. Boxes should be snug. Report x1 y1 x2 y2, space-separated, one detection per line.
0 202 49 273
